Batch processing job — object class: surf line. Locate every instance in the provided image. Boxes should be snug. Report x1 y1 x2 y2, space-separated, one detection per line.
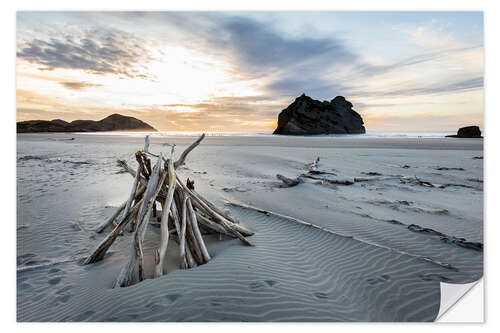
226 200 459 272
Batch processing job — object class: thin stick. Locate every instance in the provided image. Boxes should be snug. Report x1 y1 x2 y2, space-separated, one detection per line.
192 189 254 236
276 174 302 187
170 199 190 268
174 134 205 169
192 189 236 224
179 195 188 269
176 189 204 264
177 176 253 246
95 201 126 233
84 196 144 264
154 157 176 277
300 174 354 185
195 212 234 236
187 197 211 262
114 156 164 288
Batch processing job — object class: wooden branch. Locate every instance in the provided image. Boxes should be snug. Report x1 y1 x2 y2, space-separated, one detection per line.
179 195 188 269
276 174 302 187
169 199 189 269
192 189 236 224
177 176 253 246
354 176 400 182
187 198 211 262
143 135 150 152
192 189 254 236
154 157 176 278
95 201 126 233
136 151 150 180
84 196 144 264
173 133 205 169
114 156 165 288
195 212 234 236
176 189 204 265
300 174 354 185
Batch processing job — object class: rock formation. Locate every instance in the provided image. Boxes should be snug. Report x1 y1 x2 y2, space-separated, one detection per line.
273 94 365 135
17 114 157 133
446 126 482 138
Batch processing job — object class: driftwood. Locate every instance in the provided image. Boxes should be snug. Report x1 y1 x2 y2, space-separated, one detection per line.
354 176 400 183
176 189 204 265
301 174 354 185
85 134 254 287
179 195 189 269
96 201 126 233
191 188 253 236
84 196 144 264
177 177 253 246
276 174 302 187
114 156 164 287
173 133 205 169
154 157 176 277
196 212 234 236
187 198 211 262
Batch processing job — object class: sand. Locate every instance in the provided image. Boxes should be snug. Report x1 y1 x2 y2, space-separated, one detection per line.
16 133 483 321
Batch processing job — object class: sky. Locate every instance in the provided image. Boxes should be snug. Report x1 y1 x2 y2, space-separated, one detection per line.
16 11 484 132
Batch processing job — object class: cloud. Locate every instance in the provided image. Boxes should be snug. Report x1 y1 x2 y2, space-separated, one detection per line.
209 16 356 99
59 81 103 91
153 13 355 99
131 95 286 130
215 17 354 71
351 76 483 98
356 45 482 78
17 27 151 78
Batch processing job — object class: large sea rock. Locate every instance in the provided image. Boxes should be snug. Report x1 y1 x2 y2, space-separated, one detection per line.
17 114 157 133
273 94 365 135
446 126 482 138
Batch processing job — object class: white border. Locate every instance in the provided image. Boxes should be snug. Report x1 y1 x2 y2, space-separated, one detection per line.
4 0 498 331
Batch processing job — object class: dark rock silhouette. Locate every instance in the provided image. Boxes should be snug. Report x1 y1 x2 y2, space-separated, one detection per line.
273 94 365 135
446 126 482 138
17 114 157 133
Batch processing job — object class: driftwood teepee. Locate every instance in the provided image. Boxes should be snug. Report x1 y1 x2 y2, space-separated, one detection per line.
84 134 254 288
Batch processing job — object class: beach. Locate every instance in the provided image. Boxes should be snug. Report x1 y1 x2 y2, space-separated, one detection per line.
16 133 483 322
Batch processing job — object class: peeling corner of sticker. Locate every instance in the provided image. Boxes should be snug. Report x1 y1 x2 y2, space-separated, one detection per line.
436 278 483 322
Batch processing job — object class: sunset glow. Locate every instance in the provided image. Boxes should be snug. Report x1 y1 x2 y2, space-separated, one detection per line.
16 11 484 132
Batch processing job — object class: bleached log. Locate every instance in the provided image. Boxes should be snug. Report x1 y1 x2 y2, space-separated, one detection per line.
174 133 205 169
192 189 236 223
195 212 234 237
154 158 176 278
84 196 144 264
144 135 150 152
169 199 191 268
114 156 165 288
176 189 204 264
95 201 125 233
300 174 354 185
179 195 189 269
354 176 400 182
276 174 302 187
142 134 205 169
167 230 198 268
192 190 254 236
177 176 253 246
187 198 211 262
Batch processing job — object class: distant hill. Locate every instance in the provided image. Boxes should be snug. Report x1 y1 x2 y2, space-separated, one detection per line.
17 114 157 133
